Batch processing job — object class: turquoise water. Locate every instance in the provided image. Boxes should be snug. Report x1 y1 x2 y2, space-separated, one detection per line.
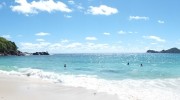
0 53 180 100
0 53 180 79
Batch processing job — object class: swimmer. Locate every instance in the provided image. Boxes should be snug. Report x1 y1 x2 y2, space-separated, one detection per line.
64 64 66 69
140 64 143 67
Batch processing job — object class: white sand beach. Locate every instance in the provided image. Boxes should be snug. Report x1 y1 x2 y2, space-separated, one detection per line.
0 74 119 100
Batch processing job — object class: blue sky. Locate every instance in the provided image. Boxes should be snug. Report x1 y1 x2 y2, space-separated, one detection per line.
0 0 180 53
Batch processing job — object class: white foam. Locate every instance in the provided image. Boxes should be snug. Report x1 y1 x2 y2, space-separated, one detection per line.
0 68 180 100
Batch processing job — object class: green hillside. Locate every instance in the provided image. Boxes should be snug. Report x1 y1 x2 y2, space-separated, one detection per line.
0 37 19 55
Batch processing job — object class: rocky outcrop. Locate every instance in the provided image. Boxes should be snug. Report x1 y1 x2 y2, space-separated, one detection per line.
147 48 180 53
32 52 49 55
0 37 50 56
0 37 20 56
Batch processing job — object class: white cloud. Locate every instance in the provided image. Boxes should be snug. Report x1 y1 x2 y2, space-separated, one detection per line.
85 37 97 41
49 43 62 50
20 42 51 52
66 42 82 48
20 42 82 52
86 43 109 50
129 16 149 21
11 0 72 15
118 30 137 35
103 32 110 35
118 30 126 34
36 39 45 42
77 4 84 10
68 0 75 5
61 39 69 43
151 43 157 45
64 15 72 18
158 20 165 24
87 5 118 16
143 35 165 42
67 0 84 11
35 32 50 36
1 35 11 39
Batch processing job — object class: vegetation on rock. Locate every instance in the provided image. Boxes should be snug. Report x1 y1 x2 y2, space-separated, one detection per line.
0 37 20 55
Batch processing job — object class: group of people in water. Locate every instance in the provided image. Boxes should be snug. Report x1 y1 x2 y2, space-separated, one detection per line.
127 62 143 67
64 63 143 69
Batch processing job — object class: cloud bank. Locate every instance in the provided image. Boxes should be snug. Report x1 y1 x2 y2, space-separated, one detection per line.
19 42 125 53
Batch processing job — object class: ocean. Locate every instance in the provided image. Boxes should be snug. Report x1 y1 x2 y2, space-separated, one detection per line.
0 53 180 100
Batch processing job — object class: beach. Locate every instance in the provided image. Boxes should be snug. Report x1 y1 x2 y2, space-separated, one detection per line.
1 0 180 99
0 74 119 100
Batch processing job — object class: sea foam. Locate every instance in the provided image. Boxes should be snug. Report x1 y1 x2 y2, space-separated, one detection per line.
0 68 180 100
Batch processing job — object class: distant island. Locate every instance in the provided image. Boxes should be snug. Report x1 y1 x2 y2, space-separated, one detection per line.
32 52 49 55
0 37 49 56
23 52 49 56
147 47 180 53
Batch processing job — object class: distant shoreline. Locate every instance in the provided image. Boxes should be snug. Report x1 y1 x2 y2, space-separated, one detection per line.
147 47 180 53
0 52 50 56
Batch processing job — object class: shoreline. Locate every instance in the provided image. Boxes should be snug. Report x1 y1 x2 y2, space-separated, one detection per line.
0 74 119 100
0 69 180 100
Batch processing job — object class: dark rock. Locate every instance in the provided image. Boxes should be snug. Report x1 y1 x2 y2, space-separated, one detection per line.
32 52 49 55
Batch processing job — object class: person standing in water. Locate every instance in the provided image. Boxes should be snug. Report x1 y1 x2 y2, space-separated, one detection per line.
64 64 66 69
140 64 143 67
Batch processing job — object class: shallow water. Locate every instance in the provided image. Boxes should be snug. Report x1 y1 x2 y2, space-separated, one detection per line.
1 53 180 79
0 53 180 100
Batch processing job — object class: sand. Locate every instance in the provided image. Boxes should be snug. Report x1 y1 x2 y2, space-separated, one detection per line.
0 74 119 100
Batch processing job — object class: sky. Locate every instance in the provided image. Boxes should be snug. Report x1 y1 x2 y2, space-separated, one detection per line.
0 0 180 53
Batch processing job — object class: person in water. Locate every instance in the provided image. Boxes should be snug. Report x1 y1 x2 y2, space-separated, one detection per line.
140 64 143 67
127 62 129 65
64 64 66 69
